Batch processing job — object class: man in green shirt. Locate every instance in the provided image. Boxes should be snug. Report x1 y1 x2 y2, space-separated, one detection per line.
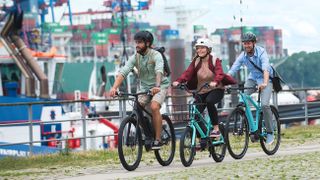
109 31 170 149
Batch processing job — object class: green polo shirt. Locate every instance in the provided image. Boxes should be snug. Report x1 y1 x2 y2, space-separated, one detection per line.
119 48 170 91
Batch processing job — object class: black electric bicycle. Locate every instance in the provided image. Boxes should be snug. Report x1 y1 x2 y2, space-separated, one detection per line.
116 91 175 171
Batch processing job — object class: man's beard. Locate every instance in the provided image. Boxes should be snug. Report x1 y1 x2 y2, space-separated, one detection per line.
136 46 148 55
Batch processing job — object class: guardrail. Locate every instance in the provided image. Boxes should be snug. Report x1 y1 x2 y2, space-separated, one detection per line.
1 88 320 156
0 98 125 155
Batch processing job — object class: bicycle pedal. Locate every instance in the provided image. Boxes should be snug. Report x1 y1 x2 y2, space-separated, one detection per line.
250 134 259 143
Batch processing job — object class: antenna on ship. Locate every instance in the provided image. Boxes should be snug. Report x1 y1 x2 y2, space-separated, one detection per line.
119 0 128 67
240 0 244 42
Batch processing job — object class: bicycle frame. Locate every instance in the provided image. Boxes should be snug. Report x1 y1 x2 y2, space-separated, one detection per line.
188 101 224 147
188 102 211 144
131 97 154 140
238 92 262 133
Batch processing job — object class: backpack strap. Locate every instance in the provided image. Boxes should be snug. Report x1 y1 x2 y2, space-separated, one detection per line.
211 54 217 67
135 53 140 78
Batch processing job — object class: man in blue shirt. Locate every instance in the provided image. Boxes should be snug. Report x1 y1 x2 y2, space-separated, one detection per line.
228 32 274 144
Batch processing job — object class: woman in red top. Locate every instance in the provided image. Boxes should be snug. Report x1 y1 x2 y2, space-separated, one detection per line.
172 38 225 137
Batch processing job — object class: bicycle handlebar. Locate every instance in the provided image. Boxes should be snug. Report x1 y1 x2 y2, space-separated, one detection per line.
116 90 152 97
172 83 210 96
226 86 258 93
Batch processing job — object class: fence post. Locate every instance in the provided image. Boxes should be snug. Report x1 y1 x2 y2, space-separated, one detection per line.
165 97 170 114
28 104 33 156
122 98 127 118
272 91 278 109
81 102 87 150
304 90 308 125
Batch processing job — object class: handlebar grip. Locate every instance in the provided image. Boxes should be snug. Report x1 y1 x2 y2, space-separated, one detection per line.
115 91 120 96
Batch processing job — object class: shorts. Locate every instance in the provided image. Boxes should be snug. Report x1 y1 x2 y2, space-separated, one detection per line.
138 88 167 107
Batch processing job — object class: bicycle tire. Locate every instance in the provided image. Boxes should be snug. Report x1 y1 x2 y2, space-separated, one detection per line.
259 105 281 155
179 126 195 167
225 107 249 159
154 114 176 166
210 122 227 162
118 116 143 171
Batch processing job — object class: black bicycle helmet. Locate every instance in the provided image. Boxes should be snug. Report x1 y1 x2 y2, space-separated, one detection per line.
134 30 154 47
242 32 256 42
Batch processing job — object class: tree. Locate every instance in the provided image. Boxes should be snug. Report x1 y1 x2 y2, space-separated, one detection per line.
277 51 320 88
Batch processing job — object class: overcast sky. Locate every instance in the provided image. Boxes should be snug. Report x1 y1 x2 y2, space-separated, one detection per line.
55 0 319 55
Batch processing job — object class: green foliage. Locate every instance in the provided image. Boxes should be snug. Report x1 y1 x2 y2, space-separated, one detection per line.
277 51 320 88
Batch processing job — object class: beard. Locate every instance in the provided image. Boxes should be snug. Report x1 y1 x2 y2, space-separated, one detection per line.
136 46 148 55
245 46 254 55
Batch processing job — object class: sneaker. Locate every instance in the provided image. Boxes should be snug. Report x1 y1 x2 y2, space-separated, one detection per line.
151 140 162 150
195 143 201 151
210 130 221 138
266 134 274 145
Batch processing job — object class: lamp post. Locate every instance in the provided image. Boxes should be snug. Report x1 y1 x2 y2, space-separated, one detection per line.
298 57 304 88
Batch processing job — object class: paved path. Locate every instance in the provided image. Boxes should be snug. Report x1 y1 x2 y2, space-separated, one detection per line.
62 143 320 180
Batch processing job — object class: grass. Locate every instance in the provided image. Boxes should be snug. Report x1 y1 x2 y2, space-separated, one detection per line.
0 149 119 171
0 125 320 178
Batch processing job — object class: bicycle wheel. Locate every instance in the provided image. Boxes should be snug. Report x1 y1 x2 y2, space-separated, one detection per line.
259 105 281 155
225 107 249 159
179 126 195 167
118 116 142 171
154 114 176 166
210 122 227 162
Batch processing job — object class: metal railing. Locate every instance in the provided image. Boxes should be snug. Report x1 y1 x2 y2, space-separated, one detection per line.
0 98 125 155
1 88 320 156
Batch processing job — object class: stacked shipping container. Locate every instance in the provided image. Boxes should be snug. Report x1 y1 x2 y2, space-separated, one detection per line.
212 26 283 59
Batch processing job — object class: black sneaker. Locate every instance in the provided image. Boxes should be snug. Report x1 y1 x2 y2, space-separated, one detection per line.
151 140 162 150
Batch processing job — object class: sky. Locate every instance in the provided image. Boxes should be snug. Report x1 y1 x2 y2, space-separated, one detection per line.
53 0 319 55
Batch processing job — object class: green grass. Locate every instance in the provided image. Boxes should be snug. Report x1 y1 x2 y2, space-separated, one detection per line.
0 149 119 171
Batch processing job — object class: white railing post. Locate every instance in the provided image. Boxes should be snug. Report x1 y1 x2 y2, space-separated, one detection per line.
81 102 87 150
28 104 33 156
304 89 308 125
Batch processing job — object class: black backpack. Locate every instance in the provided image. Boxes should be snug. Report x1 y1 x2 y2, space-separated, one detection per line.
154 47 171 77
135 47 171 77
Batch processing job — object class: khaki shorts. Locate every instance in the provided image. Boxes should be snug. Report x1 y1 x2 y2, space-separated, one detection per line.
138 88 167 107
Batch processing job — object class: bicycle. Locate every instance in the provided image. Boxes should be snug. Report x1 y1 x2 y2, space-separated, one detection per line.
175 83 227 167
116 90 176 171
225 85 281 159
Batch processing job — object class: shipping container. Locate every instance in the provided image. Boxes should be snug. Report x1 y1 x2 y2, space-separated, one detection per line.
156 25 171 31
133 22 150 29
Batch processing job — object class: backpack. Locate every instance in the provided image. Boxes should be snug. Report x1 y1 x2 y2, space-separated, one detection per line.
135 47 171 77
154 47 171 77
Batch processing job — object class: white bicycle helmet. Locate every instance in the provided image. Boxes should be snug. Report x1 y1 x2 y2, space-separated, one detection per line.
194 38 213 50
